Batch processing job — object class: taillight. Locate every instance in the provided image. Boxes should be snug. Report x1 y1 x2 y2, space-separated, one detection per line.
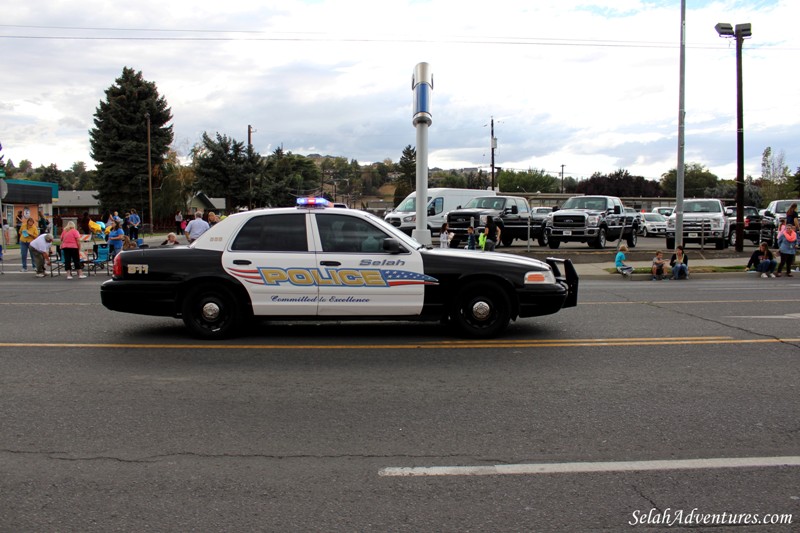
113 254 123 277
744 218 750 228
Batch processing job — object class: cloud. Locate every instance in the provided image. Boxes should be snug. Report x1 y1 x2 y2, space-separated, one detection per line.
0 0 798 183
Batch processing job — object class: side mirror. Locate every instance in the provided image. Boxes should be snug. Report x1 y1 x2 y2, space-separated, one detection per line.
552 206 559 212
383 238 402 254
613 206 621 214
764 211 774 217
509 205 518 214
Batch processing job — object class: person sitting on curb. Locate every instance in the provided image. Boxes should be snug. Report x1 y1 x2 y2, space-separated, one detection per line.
615 245 634 277
670 245 689 280
747 242 777 278
651 250 668 280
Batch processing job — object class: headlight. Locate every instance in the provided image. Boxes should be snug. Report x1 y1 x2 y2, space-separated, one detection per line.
711 217 723 229
586 216 600 226
667 219 675 229
524 270 556 284
402 215 416 223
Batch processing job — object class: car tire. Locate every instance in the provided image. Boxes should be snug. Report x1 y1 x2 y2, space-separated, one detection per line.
626 229 637 248
593 228 607 249
451 281 511 338
537 230 548 247
728 230 737 247
715 238 726 250
182 284 242 339
548 238 560 249
666 237 675 250
642 227 649 237
501 235 514 247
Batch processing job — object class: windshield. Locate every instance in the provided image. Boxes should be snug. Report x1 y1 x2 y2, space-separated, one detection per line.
773 200 798 213
644 214 665 222
463 197 507 210
364 211 425 250
395 195 431 212
684 200 722 213
560 197 610 210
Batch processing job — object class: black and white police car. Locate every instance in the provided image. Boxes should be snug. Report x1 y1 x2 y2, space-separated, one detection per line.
101 198 578 339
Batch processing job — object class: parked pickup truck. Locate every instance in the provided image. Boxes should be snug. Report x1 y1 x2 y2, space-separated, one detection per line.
545 195 639 249
726 205 775 246
763 199 800 244
666 198 729 250
446 195 538 248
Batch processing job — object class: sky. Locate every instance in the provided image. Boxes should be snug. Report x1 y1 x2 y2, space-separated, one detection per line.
1 0 798 184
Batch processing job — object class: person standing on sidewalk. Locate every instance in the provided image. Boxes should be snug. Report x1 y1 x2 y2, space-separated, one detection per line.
28 233 53 277
776 225 797 277
60 221 87 279
18 217 39 272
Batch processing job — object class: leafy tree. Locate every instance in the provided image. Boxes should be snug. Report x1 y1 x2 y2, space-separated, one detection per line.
397 145 416 188
759 147 794 203
576 169 661 196
18 160 33 176
393 180 413 207
260 148 321 207
90 67 174 219
794 167 800 195
498 168 559 194
192 132 253 210
35 163 62 184
154 150 194 220
660 163 718 197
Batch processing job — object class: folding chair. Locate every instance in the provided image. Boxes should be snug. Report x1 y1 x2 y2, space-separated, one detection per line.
87 243 111 276
49 246 65 277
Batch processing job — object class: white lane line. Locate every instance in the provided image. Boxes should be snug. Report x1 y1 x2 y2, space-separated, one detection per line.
378 456 800 477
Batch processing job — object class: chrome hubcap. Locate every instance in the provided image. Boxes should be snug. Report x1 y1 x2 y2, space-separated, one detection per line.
472 301 491 321
202 302 221 321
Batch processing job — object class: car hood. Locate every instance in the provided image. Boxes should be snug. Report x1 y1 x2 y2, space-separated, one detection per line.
553 209 604 216
422 247 551 271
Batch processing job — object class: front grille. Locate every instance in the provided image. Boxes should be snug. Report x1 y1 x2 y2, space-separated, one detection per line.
448 214 480 228
552 214 586 228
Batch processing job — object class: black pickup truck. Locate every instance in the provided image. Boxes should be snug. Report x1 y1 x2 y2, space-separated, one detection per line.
446 195 540 247
726 206 775 246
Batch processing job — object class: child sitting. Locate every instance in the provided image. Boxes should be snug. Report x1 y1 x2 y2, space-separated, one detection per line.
651 250 668 280
615 245 634 277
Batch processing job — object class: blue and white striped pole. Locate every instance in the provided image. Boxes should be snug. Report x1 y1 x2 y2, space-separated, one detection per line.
412 62 433 246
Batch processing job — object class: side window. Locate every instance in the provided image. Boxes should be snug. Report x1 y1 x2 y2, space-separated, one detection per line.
517 199 529 214
316 214 391 253
431 197 444 215
231 213 308 252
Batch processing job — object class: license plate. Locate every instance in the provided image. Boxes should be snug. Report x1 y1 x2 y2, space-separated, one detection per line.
688 232 698 238
562 230 572 236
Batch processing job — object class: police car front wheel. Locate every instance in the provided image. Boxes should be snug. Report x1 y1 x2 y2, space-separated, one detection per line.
451 281 511 338
182 284 242 339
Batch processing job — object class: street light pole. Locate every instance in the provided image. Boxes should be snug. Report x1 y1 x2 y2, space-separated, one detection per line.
145 112 153 235
715 22 751 252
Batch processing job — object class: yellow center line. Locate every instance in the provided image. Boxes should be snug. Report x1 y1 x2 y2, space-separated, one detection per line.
0 337 798 350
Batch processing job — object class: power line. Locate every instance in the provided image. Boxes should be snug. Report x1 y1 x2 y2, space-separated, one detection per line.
0 24 793 50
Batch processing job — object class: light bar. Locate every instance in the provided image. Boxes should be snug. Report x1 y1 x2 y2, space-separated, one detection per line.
296 197 331 208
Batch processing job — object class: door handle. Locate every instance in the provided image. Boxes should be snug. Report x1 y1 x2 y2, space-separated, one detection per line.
233 260 251 265
320 261 341 266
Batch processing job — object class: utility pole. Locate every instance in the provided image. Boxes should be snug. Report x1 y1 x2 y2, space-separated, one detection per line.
560 164 565 194
247 125 254 210
490 117 496 191
145 112 153 235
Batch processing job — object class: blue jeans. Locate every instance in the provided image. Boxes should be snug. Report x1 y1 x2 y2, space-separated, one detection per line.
672 264 688 279
757 259 777 273
19 242 30 270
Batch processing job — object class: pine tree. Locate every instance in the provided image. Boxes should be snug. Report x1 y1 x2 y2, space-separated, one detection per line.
89 67 173 221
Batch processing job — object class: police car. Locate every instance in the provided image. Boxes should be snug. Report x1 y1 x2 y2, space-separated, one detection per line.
101 198 578 339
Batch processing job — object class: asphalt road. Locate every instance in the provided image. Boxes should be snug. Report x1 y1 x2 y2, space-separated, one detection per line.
1 273 798 532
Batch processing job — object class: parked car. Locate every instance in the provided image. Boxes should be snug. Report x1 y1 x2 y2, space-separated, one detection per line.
100 197 579 339
639 213 667 237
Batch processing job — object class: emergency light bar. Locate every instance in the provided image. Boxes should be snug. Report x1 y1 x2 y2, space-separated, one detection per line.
296 197 331 208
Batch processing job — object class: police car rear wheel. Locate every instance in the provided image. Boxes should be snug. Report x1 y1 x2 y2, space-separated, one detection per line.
182 285 241 339
452 281 511 338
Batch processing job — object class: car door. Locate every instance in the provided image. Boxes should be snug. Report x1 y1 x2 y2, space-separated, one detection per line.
311 212 427 316
221 212 320 316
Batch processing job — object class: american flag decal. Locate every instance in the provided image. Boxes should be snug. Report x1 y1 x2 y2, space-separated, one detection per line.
382 270 439 286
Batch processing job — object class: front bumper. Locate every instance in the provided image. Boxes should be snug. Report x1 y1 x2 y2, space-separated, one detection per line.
517 258 578 317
